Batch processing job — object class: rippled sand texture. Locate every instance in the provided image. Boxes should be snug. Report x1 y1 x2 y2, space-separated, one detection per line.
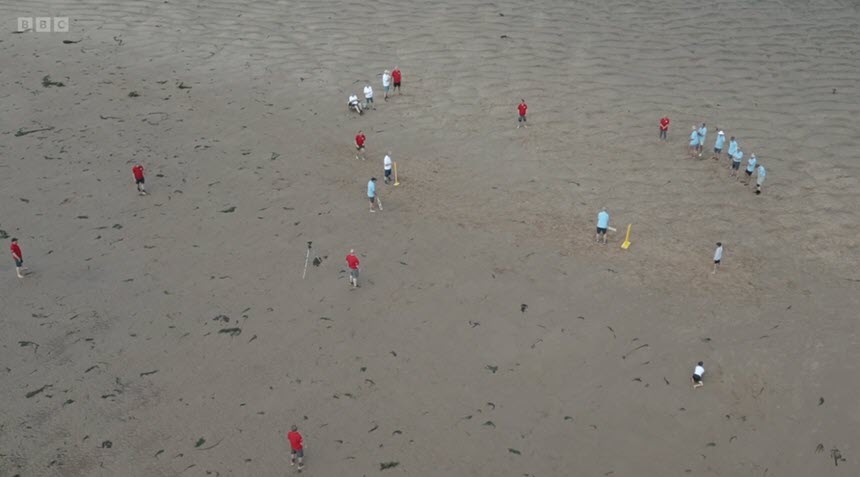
2 0 859 476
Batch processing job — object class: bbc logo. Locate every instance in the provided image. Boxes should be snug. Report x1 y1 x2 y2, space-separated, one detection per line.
18 17 70 33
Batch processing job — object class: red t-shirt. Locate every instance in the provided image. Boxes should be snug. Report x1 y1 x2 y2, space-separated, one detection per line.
518 103 527 117
287 431 303 451
10 243 22 259
355 134 365 147
346 254 359 270
659 117 670 131
392 69 401 83
132 165 145 180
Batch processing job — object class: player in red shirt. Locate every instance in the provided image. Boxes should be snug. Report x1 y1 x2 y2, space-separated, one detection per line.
10 238 26 278
517 99 528 128
346 249 360 287
355 130 366 160
132 163 147 195
287 425 305 471
391 66 402 94
659 116 670 141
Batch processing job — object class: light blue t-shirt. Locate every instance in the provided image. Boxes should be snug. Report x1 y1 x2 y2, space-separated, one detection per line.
698 126 707 144
733 150 743 162
597 211 609 228
746 156 757 172
367 180 376 198
757 165 766 179
727 140 738 157
689 130 700 146
714 134 726 150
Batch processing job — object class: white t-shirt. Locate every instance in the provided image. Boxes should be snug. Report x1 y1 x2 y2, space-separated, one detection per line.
383 155 392 170
713 246 723 261
694 365 705 377
349 95 358 103
382 73 391 87
364 85 373 98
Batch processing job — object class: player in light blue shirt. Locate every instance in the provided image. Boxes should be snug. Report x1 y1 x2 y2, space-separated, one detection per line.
367 177 378 212
688 126 700 157
727 137 738 165
731 150 743 177
595 208 610 244
712 130 726 160
697 123 707 156
744 154 758 185
755 164 766 195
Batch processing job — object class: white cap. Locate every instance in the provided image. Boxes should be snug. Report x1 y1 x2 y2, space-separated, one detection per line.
718 130 725 135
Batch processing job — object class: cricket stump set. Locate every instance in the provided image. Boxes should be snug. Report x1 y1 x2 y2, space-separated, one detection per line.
607 224 633 249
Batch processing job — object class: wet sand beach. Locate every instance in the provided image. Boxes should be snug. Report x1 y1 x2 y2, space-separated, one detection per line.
2 0 859 475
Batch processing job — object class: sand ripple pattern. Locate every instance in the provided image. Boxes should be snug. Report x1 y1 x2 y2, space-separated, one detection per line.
2 0 860 476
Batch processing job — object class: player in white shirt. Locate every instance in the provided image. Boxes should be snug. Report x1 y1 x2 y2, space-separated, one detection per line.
383 152 393 183
712 242 723 274
348 94 362 114
363 84 374 109
691 361 705 388
382 70 391 101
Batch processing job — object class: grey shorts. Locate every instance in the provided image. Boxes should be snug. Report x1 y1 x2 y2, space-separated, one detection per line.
291 448 304 458
518 115 526 122
15 259 24 267
350 269 359 279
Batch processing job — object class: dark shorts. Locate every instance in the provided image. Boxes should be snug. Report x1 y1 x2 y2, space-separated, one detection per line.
596 227 607 234
518 115 526 122
369 196 375 203
393 82 401 88
384 169 391 177
731 161 741 170
136 178 145 184
366 97 373 103
356 145 364 151
714 148 722 153
714 260 721 264
692 374 702 383
745 169 753 176
15 259 24 267
291 448 304 458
